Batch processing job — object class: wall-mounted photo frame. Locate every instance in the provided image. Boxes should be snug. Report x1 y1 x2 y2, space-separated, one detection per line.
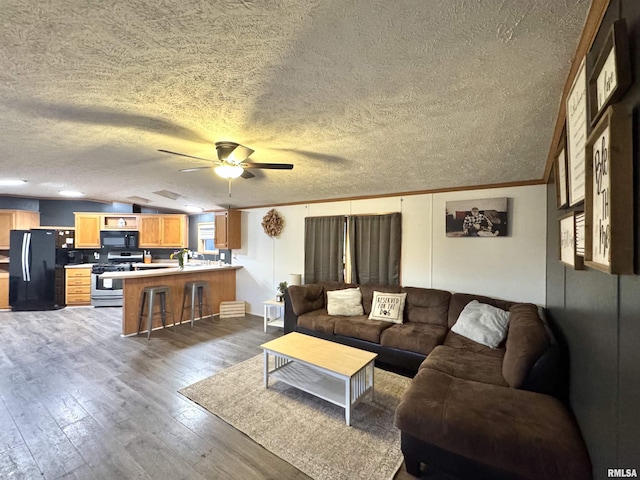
566 56 588 206
445 198 508 237
554 131 569 209
559 212 584 269
588 19 632 126
575 211 585 257
584 105 633 274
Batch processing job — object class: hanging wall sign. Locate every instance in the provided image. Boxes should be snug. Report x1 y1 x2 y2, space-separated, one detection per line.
566 57 588 206
554 130 569 209
584 105 633 274
559 212 583 269
588 19 631 126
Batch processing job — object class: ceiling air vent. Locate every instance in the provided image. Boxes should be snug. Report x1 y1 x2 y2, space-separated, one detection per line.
153 190 182 200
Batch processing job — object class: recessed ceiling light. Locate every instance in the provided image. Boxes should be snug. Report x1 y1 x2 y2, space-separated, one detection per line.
185 205 204 213
59 190 84 197
0 179 27 186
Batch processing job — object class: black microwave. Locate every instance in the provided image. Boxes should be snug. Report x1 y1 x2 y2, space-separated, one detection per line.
100 230 139 250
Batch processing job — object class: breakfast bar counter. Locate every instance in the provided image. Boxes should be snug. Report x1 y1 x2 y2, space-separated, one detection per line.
101 265 243 336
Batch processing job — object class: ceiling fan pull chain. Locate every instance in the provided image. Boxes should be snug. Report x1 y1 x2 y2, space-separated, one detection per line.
228 179 232 197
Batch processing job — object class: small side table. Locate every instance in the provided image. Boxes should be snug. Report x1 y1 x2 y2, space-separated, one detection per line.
263 299 284 332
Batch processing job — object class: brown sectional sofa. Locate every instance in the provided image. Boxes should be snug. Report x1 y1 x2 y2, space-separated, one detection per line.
284 282 592 480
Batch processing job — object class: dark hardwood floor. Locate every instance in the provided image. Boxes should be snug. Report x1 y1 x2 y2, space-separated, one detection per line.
0 307 426 480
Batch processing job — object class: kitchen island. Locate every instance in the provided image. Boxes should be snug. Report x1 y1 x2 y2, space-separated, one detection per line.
100 264 242 336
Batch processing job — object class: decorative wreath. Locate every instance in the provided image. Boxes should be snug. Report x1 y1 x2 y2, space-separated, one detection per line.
262 208 285 238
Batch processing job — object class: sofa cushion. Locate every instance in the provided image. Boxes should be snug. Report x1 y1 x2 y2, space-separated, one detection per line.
419 345 507 386
368 291 407 323
401 287 451 326
502 303 550 388
450 300 510 349
288 284 325 316
334 316 393 343
442 331 504 359
395 369 592 480
359 284 402 315
380 322 446 355
297 309 340 335
447 293 514 328
326 287 364 316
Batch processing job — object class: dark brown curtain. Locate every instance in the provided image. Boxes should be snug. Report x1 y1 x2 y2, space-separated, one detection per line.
348 213 401 285
304 215 345 284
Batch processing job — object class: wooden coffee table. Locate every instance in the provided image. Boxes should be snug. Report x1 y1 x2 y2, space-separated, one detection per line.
260 332 377 426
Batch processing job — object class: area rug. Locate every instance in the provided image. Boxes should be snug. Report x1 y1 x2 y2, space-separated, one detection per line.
179 354 411 480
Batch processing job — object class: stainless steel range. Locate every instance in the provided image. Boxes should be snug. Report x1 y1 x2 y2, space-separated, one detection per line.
90 251 143 307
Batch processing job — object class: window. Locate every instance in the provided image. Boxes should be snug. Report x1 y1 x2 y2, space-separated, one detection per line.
197 222 217 254
304 213 401 285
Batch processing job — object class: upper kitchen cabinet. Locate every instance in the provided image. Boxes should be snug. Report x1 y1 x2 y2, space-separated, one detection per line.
214 210 241 249
0 209 41 249
74 213 101 248
139 214 187 248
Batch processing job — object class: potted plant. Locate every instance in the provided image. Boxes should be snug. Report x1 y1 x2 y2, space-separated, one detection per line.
170 248 190 270
276 281 288 302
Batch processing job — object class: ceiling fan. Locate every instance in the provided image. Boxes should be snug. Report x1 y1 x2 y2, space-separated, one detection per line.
158 141 294 180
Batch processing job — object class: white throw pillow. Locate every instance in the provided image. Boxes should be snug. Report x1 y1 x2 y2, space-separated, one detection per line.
451 300 510 348
326 288 364 316
368 291 407 323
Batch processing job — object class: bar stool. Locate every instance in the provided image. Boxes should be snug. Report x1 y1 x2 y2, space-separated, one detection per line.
180 280 213 327
137 285 174 339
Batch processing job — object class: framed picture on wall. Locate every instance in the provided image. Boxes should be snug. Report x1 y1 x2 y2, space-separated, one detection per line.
584 105 633 274
575 211 585 257
445 198 508 237
554 131 569 209
559 212 584 269
566 56 588 206
588 19 632 126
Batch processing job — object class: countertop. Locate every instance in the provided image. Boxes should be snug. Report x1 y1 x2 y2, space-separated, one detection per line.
100 264 242 279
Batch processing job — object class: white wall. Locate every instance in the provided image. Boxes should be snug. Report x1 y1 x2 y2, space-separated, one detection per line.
233 184 546 316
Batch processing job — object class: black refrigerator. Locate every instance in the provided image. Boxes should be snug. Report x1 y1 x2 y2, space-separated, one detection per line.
9 229 74 311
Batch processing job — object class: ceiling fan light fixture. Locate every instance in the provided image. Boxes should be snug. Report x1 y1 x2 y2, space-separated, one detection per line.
214 164 244 179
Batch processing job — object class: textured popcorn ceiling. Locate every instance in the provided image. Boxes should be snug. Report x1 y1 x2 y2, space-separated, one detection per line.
0 0 590 211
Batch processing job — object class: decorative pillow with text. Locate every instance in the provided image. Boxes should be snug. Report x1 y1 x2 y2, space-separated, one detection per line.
368 291 407 323
326 288 364 316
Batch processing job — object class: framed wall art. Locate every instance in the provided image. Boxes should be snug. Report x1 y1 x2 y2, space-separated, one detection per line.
588 19 631 126
575 211 585 257
559 212 584 269
566 57 588 206
445 198 508 237
584 105 633 274
554 131 569 209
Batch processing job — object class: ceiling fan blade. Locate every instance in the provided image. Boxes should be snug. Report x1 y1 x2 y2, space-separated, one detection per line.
242 162 294 170
215 142 254 162
179 166 213 172
241 170 255 179
159 149 217 163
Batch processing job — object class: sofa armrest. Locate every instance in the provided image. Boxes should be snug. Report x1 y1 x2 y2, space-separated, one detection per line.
284 284 326 334
284 289 297 334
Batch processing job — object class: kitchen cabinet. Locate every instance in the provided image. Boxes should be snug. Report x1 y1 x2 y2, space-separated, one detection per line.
0 272 8 309
75 213 101 248
139 214 187 248
0 209 41 248
214 210 241 249
65 267 92 306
